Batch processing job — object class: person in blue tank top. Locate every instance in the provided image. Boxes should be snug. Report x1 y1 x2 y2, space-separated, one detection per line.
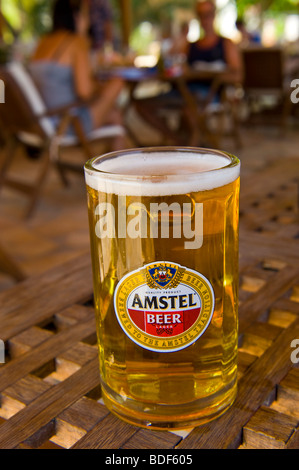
29 0 125 149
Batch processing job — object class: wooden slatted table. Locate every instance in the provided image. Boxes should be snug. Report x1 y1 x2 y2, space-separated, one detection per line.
0 157 298 449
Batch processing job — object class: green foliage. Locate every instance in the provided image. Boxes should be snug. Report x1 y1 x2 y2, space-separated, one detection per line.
236 0 299 17
268 0 299 14
2 0 52 42
2 0 298 46
131 0 197 27
25 0 53 36
112 0 197 30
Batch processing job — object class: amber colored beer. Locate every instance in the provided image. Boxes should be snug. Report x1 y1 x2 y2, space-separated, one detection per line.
84 147 240 429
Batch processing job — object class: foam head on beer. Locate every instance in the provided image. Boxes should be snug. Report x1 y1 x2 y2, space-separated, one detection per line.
85 150 240 196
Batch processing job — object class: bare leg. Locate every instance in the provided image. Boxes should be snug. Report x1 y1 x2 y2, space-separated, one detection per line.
104 107 127 150
89 77 127 149
90 77 123 126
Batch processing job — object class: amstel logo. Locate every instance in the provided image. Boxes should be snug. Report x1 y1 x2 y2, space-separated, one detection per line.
114 261 215 353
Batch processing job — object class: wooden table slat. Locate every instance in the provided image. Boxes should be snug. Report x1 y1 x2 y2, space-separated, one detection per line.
0 358 100 449
177 319 299 449
0 306 96 392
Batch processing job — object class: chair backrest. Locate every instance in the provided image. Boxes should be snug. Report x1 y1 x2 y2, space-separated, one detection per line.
242 47 284 91
0 61 54 140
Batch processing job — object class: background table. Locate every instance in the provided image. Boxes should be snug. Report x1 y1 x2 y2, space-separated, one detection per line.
0 157 298 449
98 65 235 148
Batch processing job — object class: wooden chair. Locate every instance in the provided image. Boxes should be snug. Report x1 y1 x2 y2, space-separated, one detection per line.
131 72 242 149
241 46 292 130
0 61 125 218
173 73 243 149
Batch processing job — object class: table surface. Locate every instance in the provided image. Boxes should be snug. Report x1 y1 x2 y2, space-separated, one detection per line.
0 157 299 449
98 64 228 84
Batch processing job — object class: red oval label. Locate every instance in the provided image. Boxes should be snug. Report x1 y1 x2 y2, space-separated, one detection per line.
114 261 215 352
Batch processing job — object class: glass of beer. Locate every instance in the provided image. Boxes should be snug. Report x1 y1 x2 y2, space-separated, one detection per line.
84 147 240 430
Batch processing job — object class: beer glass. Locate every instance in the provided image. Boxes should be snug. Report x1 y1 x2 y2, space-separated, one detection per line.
84 147 240 429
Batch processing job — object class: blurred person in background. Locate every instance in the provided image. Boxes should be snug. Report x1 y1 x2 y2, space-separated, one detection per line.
236 17 261 47
180 0 243 144
29 0 125 149
88 0 127 67
133 0 242 144
88 0 114 51
187 0 242 84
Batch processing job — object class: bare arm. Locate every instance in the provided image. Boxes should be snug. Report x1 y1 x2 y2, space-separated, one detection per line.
73 36 95 100
222 38 243 84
